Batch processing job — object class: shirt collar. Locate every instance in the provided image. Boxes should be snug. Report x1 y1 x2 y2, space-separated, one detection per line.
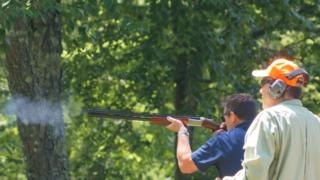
279 99 303 107
234 120 252 130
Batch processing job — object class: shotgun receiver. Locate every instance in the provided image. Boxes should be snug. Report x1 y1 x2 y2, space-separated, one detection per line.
85 109 222 131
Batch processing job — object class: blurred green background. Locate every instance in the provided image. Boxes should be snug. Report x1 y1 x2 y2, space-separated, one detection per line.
1 0 320 179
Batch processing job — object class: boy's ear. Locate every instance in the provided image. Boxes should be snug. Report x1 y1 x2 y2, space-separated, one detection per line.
229 111 239 123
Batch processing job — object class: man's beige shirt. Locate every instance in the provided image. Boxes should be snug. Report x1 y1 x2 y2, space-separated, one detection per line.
224 99 320 180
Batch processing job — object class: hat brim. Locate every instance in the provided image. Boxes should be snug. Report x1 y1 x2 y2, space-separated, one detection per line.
252 70 268 77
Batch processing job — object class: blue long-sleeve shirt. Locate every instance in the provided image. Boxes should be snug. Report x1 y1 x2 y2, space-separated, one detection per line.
191 120 251 178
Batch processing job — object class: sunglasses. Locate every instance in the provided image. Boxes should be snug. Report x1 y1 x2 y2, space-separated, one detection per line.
260 78 274 87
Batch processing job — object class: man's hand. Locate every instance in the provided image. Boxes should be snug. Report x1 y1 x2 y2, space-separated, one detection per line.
166 116 186 132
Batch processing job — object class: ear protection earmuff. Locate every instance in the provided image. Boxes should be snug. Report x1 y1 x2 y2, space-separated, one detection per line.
285 68 309 86
269 79 287 99
269 69 309 99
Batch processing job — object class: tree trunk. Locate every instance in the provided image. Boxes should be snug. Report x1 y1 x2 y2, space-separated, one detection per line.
4 1 69 179
171 1 197 179
174 55 195 180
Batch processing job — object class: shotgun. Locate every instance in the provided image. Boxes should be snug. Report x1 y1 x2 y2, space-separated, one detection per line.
85 109 223 131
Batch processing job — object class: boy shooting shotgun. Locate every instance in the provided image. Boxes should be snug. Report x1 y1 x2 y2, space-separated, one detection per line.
86 93 257 179
166 93 257 179
85 109 222 131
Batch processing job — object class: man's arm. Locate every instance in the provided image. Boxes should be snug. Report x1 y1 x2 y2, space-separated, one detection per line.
167 117 198 174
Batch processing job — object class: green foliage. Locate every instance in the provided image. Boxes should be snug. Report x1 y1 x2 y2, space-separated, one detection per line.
0 116 26 179
0 42 25 178
1 0 320 179
0 64 24 179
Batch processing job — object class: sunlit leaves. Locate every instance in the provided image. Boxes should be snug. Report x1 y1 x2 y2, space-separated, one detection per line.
2 0 320 179
61 0 320 179
0 116 26 179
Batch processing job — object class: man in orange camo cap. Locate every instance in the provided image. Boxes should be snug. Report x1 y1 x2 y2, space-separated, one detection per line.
223 57 320 180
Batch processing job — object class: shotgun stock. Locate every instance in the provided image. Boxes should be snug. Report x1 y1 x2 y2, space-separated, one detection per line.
85 109 223 131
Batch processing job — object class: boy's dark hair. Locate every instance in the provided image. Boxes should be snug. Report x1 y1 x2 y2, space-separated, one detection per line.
223 93 257 121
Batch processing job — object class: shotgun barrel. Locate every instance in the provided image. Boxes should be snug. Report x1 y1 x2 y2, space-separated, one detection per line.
85 109 222 131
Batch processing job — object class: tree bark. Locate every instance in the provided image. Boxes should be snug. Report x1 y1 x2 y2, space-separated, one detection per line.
174 55 195 180
4 1 69 179
171 1 197 179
